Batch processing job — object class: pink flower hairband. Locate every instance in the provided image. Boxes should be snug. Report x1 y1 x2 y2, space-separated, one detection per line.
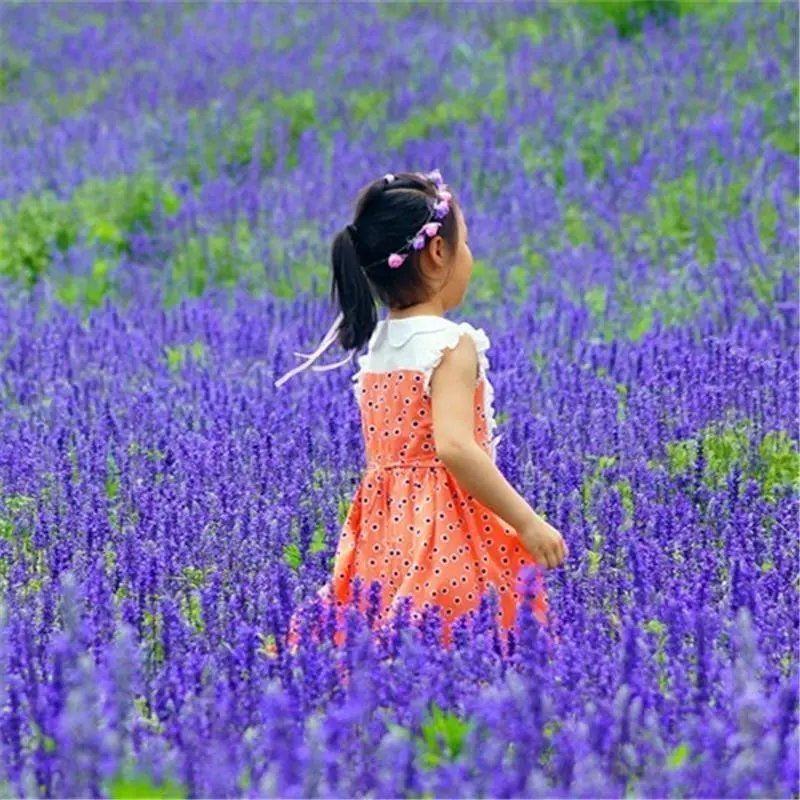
372 169 452 269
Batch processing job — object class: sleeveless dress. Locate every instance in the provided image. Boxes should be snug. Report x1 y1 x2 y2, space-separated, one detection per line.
276 315 550 653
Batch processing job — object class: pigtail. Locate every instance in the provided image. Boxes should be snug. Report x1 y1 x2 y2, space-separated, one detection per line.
330 225 377 351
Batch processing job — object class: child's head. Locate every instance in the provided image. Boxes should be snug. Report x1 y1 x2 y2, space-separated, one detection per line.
331 170 473 350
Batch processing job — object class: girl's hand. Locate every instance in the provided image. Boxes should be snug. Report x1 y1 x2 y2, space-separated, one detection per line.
517 515 568 569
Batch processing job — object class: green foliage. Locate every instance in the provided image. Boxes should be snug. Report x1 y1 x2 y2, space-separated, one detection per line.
616 382 629 422
48 72 114 119
191 89 318 181
491 14 550 50
518 236 550 282
585 285 607 319
165 219 266 305
348 88 390 126
104 543 118 573
587 531 604 577
142 610 164 666
163 340 208 373
725 26 799 158
663 418 800 499
581 454 618 516
0 171 182 297
530 347 547 372
701 422 751 479
385 86 507 150
615 478 635 520
627 304 654 342
180 591 204 633
337 495 352 525
644 618 666 636
576 94 644 183
506 264 529 300
181 565 211 588
666 741 691 769
643 616 671 694
759 430 800 501
642 168 745 266
676 0 739 24
309 523 327 554
127 441 168 462
416 703 474 771
283 542 302 572
218 101 277 175
757 194 780 250
578 0 682 39
72 172 175 248
0 192 79 286
105 453 121 501
468 258 503 303
284 519 328 572
106 765 187 799
0 493 43 593
0 45 29 99
56 257 117 311
563 203 592 247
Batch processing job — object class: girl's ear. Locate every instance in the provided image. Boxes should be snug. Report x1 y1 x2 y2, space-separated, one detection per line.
428 234 447 267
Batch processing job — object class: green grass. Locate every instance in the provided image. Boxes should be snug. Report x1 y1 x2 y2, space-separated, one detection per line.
658 417 800 500
0 171 181 292
106 765 187 800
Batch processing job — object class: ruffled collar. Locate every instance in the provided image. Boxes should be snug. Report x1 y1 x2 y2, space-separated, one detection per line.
375 315 455 348
275 311 477 389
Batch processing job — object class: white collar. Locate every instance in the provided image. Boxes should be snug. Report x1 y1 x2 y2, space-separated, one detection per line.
374 315 455 348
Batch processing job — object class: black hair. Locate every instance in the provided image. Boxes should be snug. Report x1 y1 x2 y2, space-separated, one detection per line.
330 171 462 351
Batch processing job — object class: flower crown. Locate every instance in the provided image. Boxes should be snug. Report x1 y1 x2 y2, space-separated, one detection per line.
355 169 453 269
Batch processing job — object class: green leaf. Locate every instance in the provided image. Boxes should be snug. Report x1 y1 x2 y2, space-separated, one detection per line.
106 453 120 501
666 741 690 769
309 524 327 554
161 189 182 217
337 496 352 524
564 203 591 246
585 286 607 318
284 542 302 571
417 703 474 770
89 219 124 249
107 769 187 800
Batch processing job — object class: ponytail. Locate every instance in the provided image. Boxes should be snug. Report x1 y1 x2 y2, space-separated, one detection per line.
331 225 377 351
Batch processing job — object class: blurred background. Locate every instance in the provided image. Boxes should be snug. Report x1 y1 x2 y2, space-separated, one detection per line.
1 1 795 337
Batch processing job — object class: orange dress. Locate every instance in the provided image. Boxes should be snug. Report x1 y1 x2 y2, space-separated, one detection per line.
278 316 550 653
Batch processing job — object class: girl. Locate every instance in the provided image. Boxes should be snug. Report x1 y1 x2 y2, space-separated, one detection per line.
272 169 568 654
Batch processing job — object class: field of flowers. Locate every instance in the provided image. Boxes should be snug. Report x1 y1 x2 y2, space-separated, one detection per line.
0 2 798 797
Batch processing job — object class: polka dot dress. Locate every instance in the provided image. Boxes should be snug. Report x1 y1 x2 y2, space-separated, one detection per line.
282 318 549 652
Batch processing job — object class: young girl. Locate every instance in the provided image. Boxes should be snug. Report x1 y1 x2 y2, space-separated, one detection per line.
273 169 568 654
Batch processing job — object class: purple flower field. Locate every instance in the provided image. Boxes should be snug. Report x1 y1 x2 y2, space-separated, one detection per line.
0 2 798 797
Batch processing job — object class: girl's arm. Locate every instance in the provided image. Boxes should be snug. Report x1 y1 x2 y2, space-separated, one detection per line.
430 335 566 568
